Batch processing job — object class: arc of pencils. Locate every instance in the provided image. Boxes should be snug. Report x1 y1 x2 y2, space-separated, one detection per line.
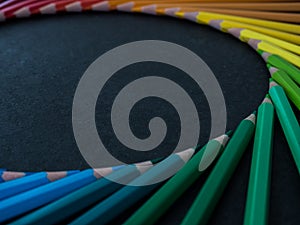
0 1 299 225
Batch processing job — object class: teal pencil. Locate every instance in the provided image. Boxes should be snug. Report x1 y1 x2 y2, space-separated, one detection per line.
269 80 300 173
181 112 256 225
244 96 274 225
69 148 195 225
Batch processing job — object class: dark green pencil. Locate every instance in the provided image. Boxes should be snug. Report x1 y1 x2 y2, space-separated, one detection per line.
244 95 274 225
181 112 256 225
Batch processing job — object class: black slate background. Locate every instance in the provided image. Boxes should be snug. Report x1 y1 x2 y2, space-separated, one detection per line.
0 11 299 225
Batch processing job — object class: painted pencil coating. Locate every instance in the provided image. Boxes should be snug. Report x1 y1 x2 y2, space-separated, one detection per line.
262 53 300 86
181 112 256 225
244 96 274 225
69 148 195 225
0 170 78 201
269 81 300 174
10 162 153 225
269 66 300 110
0 168 110 223
124 133 230 225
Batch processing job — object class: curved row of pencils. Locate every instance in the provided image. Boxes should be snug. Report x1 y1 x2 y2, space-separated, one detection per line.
0 0 299 225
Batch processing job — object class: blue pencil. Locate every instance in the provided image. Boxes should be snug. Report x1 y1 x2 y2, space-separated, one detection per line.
0 167 114 223
70 148 195 225
0 170 79 201
10 161 154 225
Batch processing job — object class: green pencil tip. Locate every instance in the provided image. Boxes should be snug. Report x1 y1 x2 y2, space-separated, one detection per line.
266 94 270 99
225 130 233 137
269 78 274 82
252 110 257 116
266 63 271 69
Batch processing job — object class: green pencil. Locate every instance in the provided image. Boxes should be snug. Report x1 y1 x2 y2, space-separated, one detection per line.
269 80 300 173
261 51 300 86
268 66 300 110
124 132 231 225
181 112 256 225
244 96 274 225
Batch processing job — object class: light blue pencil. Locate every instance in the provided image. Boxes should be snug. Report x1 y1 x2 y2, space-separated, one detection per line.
10 161 154 225
0 170 79 201
0 167 114 223
70 148 195 225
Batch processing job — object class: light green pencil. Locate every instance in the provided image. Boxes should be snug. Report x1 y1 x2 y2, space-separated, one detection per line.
268 66 300 110
261 51 300 86
181 112 256 225
124 132 231 225
244 95 274 225
269 79 300 173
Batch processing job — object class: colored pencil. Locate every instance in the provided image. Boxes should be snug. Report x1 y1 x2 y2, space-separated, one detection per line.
192 8 300 23
0 168 113 223
124 132 231 225
207 19 300 45
0 170 79 200
228 28 300 55
269 80 300 174
69 148 195 225
248 39 300 68
181 112 256 225
9 162 153 225
243 96 274 225
261 52 300 85
268 66 300 111
131 2 300 12
0 171 31 183
179 11 300 35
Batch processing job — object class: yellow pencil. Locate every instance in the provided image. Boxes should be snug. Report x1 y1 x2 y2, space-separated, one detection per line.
176 11 300 35
228 28 300 55
248 39 300 68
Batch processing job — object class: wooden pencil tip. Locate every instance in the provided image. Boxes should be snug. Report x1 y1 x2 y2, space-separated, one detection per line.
248 39 260 50
262 52 271 62
245 112 256 124
262 95 273 104
209 20 223 31
228 28 242 39
269 66 278 76
116 2 134 12
141 4 157 15
183 12 199 22
177 148 195 163
269 79 279 89
164 7 180 17
91 1 110 11
214 134 230 147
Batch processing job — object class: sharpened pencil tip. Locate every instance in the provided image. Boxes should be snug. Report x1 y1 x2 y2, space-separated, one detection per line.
262 95 272 104
245 112 256 125
214 133 230 147
228 28 242 39
177 148 195 163
248 39 260 50
269 79 279 89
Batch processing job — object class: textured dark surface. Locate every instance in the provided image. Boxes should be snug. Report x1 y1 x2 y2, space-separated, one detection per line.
0 11 299 225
